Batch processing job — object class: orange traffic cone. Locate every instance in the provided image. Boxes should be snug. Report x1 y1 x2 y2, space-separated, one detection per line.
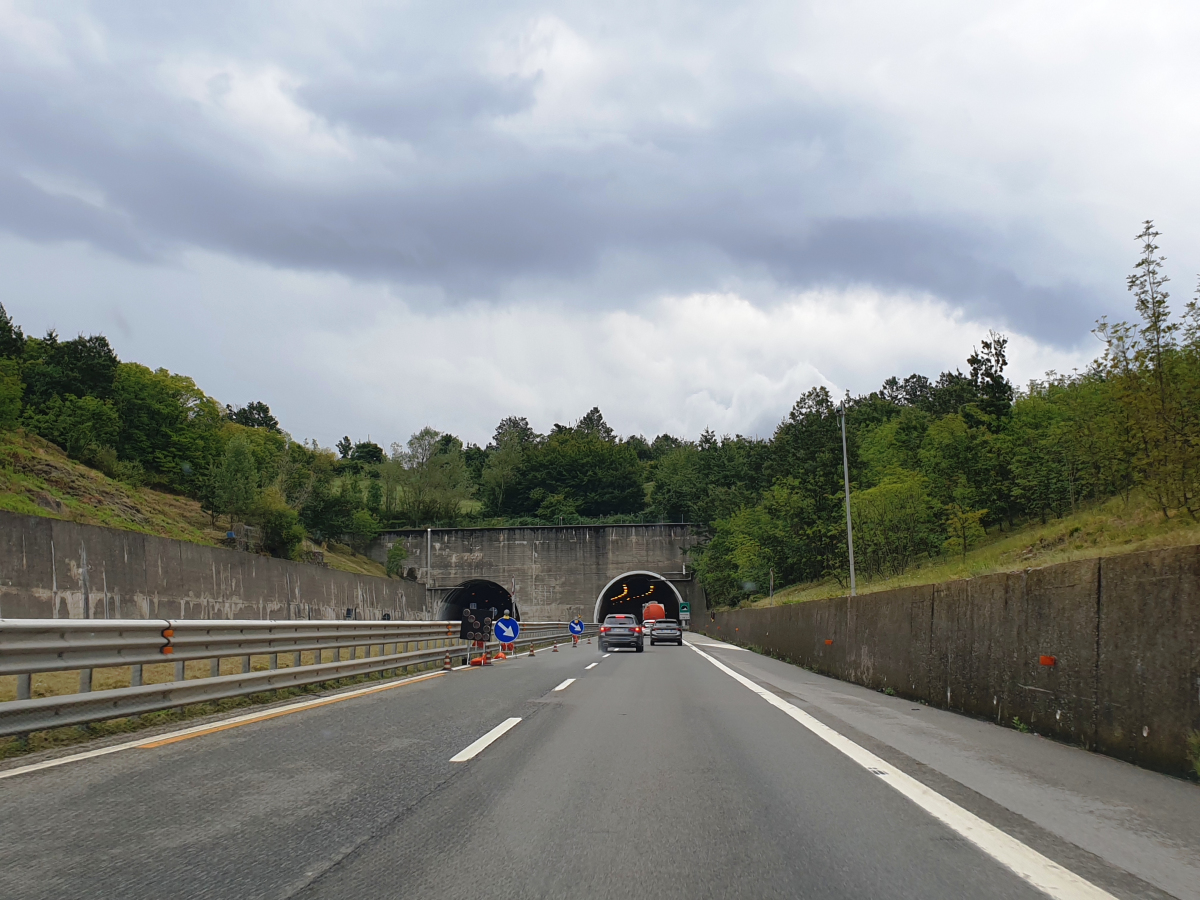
443 651 452 671
552 642 559 652
528 644 536 657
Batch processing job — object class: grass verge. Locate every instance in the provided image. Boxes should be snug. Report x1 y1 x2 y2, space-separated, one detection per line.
754 493 1200 608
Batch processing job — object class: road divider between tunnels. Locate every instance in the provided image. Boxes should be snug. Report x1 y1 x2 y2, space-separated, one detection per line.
687 644 1116 900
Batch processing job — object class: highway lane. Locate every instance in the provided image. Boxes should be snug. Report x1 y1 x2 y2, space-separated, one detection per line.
1 635 1195 899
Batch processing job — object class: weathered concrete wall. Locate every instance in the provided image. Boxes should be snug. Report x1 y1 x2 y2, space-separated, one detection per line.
699 547 1200 778
373 524 706 622
0 510 430 621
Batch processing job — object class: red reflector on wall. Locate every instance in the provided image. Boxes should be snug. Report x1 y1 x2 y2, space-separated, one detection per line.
824 639 834 645
1039 655 1056 667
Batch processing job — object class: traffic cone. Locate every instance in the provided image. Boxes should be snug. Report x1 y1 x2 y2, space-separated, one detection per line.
552 642 559 652
483 649 492 666
528 643 536 657
586 636 591 644
443 651 452 671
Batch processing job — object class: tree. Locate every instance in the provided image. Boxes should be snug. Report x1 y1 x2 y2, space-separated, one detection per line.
347 509 382 554
967 331 1014 423
336 436 353 459
252 487 305 558
23 395 119 461
225 401 280 432
216 436 258 528
943 499 988 560
0 303 25 359
0 359 21 429
392 427 473 525
20 331 120 409
385 541 408 578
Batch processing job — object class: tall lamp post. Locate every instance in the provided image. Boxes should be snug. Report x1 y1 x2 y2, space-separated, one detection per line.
839 400 856 597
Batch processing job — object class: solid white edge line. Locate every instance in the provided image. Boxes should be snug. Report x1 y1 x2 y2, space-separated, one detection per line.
449 717 522 762
0 669 447 782
552 678 576 691
687 645 1116 900
585 663 598 670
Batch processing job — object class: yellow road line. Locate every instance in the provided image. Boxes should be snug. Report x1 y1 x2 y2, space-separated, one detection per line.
138 671 446 748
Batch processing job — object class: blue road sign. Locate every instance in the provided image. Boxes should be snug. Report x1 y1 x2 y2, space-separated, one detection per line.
568 620 585 636
494 618 520 642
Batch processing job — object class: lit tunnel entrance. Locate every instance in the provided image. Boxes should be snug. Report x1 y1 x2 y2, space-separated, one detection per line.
438 580 519 622
593 571 681 623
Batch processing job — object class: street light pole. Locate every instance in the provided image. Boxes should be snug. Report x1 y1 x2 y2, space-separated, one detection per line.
839 400 856 597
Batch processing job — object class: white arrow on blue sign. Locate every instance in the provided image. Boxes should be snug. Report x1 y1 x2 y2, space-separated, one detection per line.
568 621 585 636
494 618 520 642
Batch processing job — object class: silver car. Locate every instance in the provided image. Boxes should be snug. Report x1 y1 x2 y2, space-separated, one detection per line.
650 618 683 646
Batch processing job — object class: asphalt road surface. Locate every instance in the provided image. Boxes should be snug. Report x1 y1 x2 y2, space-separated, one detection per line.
1 635 1197 900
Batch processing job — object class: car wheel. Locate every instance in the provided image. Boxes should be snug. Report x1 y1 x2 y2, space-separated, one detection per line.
599 642 607 652
635 642 644 653
677 640 683 646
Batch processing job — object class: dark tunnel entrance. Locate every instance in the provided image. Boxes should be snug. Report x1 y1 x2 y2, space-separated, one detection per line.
438 579 519 622
593 571 681 623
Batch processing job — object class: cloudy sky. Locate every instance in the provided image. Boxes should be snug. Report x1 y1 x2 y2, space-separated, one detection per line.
1 1 1197 447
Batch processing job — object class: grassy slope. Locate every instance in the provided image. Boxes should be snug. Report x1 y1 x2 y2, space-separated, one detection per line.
0 430 386 578
757 493 1200 608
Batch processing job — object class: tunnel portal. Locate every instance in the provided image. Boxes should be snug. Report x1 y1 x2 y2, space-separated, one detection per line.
438 579 519 622
594 571 681 623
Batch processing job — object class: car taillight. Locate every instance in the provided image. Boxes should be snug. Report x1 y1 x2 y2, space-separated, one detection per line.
600 626 610 633
634 626 642 634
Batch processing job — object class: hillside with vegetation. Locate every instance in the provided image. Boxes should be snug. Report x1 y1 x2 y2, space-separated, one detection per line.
2 221 1198 603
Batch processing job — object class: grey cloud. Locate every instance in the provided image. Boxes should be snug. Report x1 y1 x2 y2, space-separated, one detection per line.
0 3 1128 345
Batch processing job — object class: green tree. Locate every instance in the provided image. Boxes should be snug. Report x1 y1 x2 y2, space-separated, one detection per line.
216 435 258 528
0 359 22 429
943 495 988 560
385 541 408 577
0 303 25 359
23 395 120 461
347 508 382 554
252 486 305 558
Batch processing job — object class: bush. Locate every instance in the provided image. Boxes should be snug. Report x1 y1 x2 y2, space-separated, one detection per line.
385 541 408 577
347 509 381 554
24 394 120 461
0 359 21 429
252 487 305 559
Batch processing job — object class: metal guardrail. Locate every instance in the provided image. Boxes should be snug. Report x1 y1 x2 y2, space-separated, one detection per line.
0 619 594 737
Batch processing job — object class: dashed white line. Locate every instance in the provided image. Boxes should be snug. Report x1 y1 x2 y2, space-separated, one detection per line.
552 678 576 692
449 717 522 762
602 653 611 658
688 645 1115 900
585 663 598 670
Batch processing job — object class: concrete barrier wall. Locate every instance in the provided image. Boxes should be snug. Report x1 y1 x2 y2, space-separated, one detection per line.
699 547 1200 777
0 510 430 621
373 524 707 622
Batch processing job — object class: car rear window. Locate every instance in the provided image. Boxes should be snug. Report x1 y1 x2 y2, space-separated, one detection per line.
654 620 679 626
605 615 635 624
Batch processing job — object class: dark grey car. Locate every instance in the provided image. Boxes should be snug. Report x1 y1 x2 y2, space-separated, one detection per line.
649 619 683 646
599 614 644 652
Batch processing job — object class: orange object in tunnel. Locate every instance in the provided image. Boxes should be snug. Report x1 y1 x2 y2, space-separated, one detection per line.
641 601 666 625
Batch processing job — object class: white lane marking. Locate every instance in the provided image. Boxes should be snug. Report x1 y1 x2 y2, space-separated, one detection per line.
450 717 522 762
585 663 598 670
688 646 1116 900
0 670 447 782
687 639 748 650
603 653 611 658
552 678 576 691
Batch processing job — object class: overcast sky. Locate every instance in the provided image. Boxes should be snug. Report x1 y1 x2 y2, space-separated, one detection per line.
2 1 1198 447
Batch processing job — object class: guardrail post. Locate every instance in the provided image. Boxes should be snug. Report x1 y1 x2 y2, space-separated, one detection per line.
210 658 220 677
241 655 251 674
293 652 301 667
174 661 185 682
269 653 278 670
131 664 143 687
79 669 92 693
17 673 31 700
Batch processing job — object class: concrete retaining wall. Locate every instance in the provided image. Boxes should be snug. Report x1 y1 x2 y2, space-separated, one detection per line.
0 510 430 621
373 524 707 623
699 547 1200 777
